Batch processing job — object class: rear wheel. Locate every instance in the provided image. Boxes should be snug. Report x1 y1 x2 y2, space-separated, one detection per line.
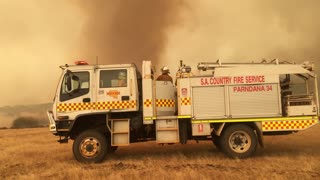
73 129 108 163
220 124 257 158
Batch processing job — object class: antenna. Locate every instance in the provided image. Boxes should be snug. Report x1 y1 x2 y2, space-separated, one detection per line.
96 56 99 65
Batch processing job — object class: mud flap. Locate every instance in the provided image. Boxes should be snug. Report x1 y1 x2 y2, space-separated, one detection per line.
254 122 264 148
179 119 188 144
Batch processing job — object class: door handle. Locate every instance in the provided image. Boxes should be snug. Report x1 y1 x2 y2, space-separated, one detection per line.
83 98 91 103
121 96 130 101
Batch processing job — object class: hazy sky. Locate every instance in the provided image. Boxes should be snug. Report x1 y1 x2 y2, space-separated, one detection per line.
0 0 319 107
0 1 83 106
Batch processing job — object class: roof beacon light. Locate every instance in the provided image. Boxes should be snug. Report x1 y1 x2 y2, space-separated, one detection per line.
75 61 88 65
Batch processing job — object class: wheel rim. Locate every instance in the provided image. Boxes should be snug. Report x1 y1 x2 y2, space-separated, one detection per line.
228 130 251 153
79 137 101 158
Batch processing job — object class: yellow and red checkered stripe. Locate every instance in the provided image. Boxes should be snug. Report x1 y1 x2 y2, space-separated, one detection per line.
262 119 317 131
57 100 136 112
181 97 191 106
156 99 175 107
94 101 136 110
57 102 92 112
144 99 152 107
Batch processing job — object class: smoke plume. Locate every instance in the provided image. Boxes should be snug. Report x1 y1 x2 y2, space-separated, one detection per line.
163 0 320 64
73 0 187 67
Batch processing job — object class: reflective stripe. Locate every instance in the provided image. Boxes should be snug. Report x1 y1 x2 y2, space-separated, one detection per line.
262 120 317 131
181 97 191 105
57 102 92 112
191 116 318 124
156 99 175 107
144 115 191 120
57 100 136 112
178 115 192 119
95 101 136 110
144 99 152 107
144 116 156 120
144 99 175 107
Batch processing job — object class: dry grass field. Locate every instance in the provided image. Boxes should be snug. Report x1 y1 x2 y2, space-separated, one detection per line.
1 125 320 180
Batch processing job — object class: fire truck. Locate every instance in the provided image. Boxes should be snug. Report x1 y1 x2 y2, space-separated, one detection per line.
47 59 319 163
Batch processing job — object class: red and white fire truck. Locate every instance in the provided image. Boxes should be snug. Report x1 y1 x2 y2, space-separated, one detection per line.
48 59 319 163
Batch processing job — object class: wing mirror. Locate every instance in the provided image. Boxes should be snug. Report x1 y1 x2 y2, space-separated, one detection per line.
66 72 72 93
65 70 80 93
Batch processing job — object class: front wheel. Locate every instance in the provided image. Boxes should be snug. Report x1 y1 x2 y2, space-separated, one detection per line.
73 130 108 163
220 124 257 158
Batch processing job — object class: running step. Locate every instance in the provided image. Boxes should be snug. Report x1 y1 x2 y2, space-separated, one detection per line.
110 119 130 146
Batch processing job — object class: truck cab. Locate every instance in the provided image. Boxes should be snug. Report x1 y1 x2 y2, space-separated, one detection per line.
48 62 141 140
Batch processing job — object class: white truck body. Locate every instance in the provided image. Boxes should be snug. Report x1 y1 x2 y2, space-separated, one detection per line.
48 60 319 163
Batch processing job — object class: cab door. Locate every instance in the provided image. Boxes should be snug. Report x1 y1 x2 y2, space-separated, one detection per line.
95 68 138 112
56 69 93 120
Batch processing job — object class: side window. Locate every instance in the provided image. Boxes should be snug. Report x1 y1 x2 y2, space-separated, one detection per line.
60 71 90 102
100 69 127 88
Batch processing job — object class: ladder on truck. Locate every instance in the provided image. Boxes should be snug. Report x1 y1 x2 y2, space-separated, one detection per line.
197 59 314 71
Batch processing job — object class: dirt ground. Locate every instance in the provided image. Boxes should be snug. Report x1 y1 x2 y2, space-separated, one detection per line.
0 125 320 179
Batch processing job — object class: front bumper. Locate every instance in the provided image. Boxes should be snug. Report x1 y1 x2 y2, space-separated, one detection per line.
47 111 57 134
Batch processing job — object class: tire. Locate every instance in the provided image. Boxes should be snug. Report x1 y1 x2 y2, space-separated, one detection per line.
73 129 108 163
220 124 257 158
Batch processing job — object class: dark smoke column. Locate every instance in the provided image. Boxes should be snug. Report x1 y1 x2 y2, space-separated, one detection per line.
75 0 187 67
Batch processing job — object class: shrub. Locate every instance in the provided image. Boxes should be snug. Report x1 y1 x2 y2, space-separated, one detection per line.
11 117 47 129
